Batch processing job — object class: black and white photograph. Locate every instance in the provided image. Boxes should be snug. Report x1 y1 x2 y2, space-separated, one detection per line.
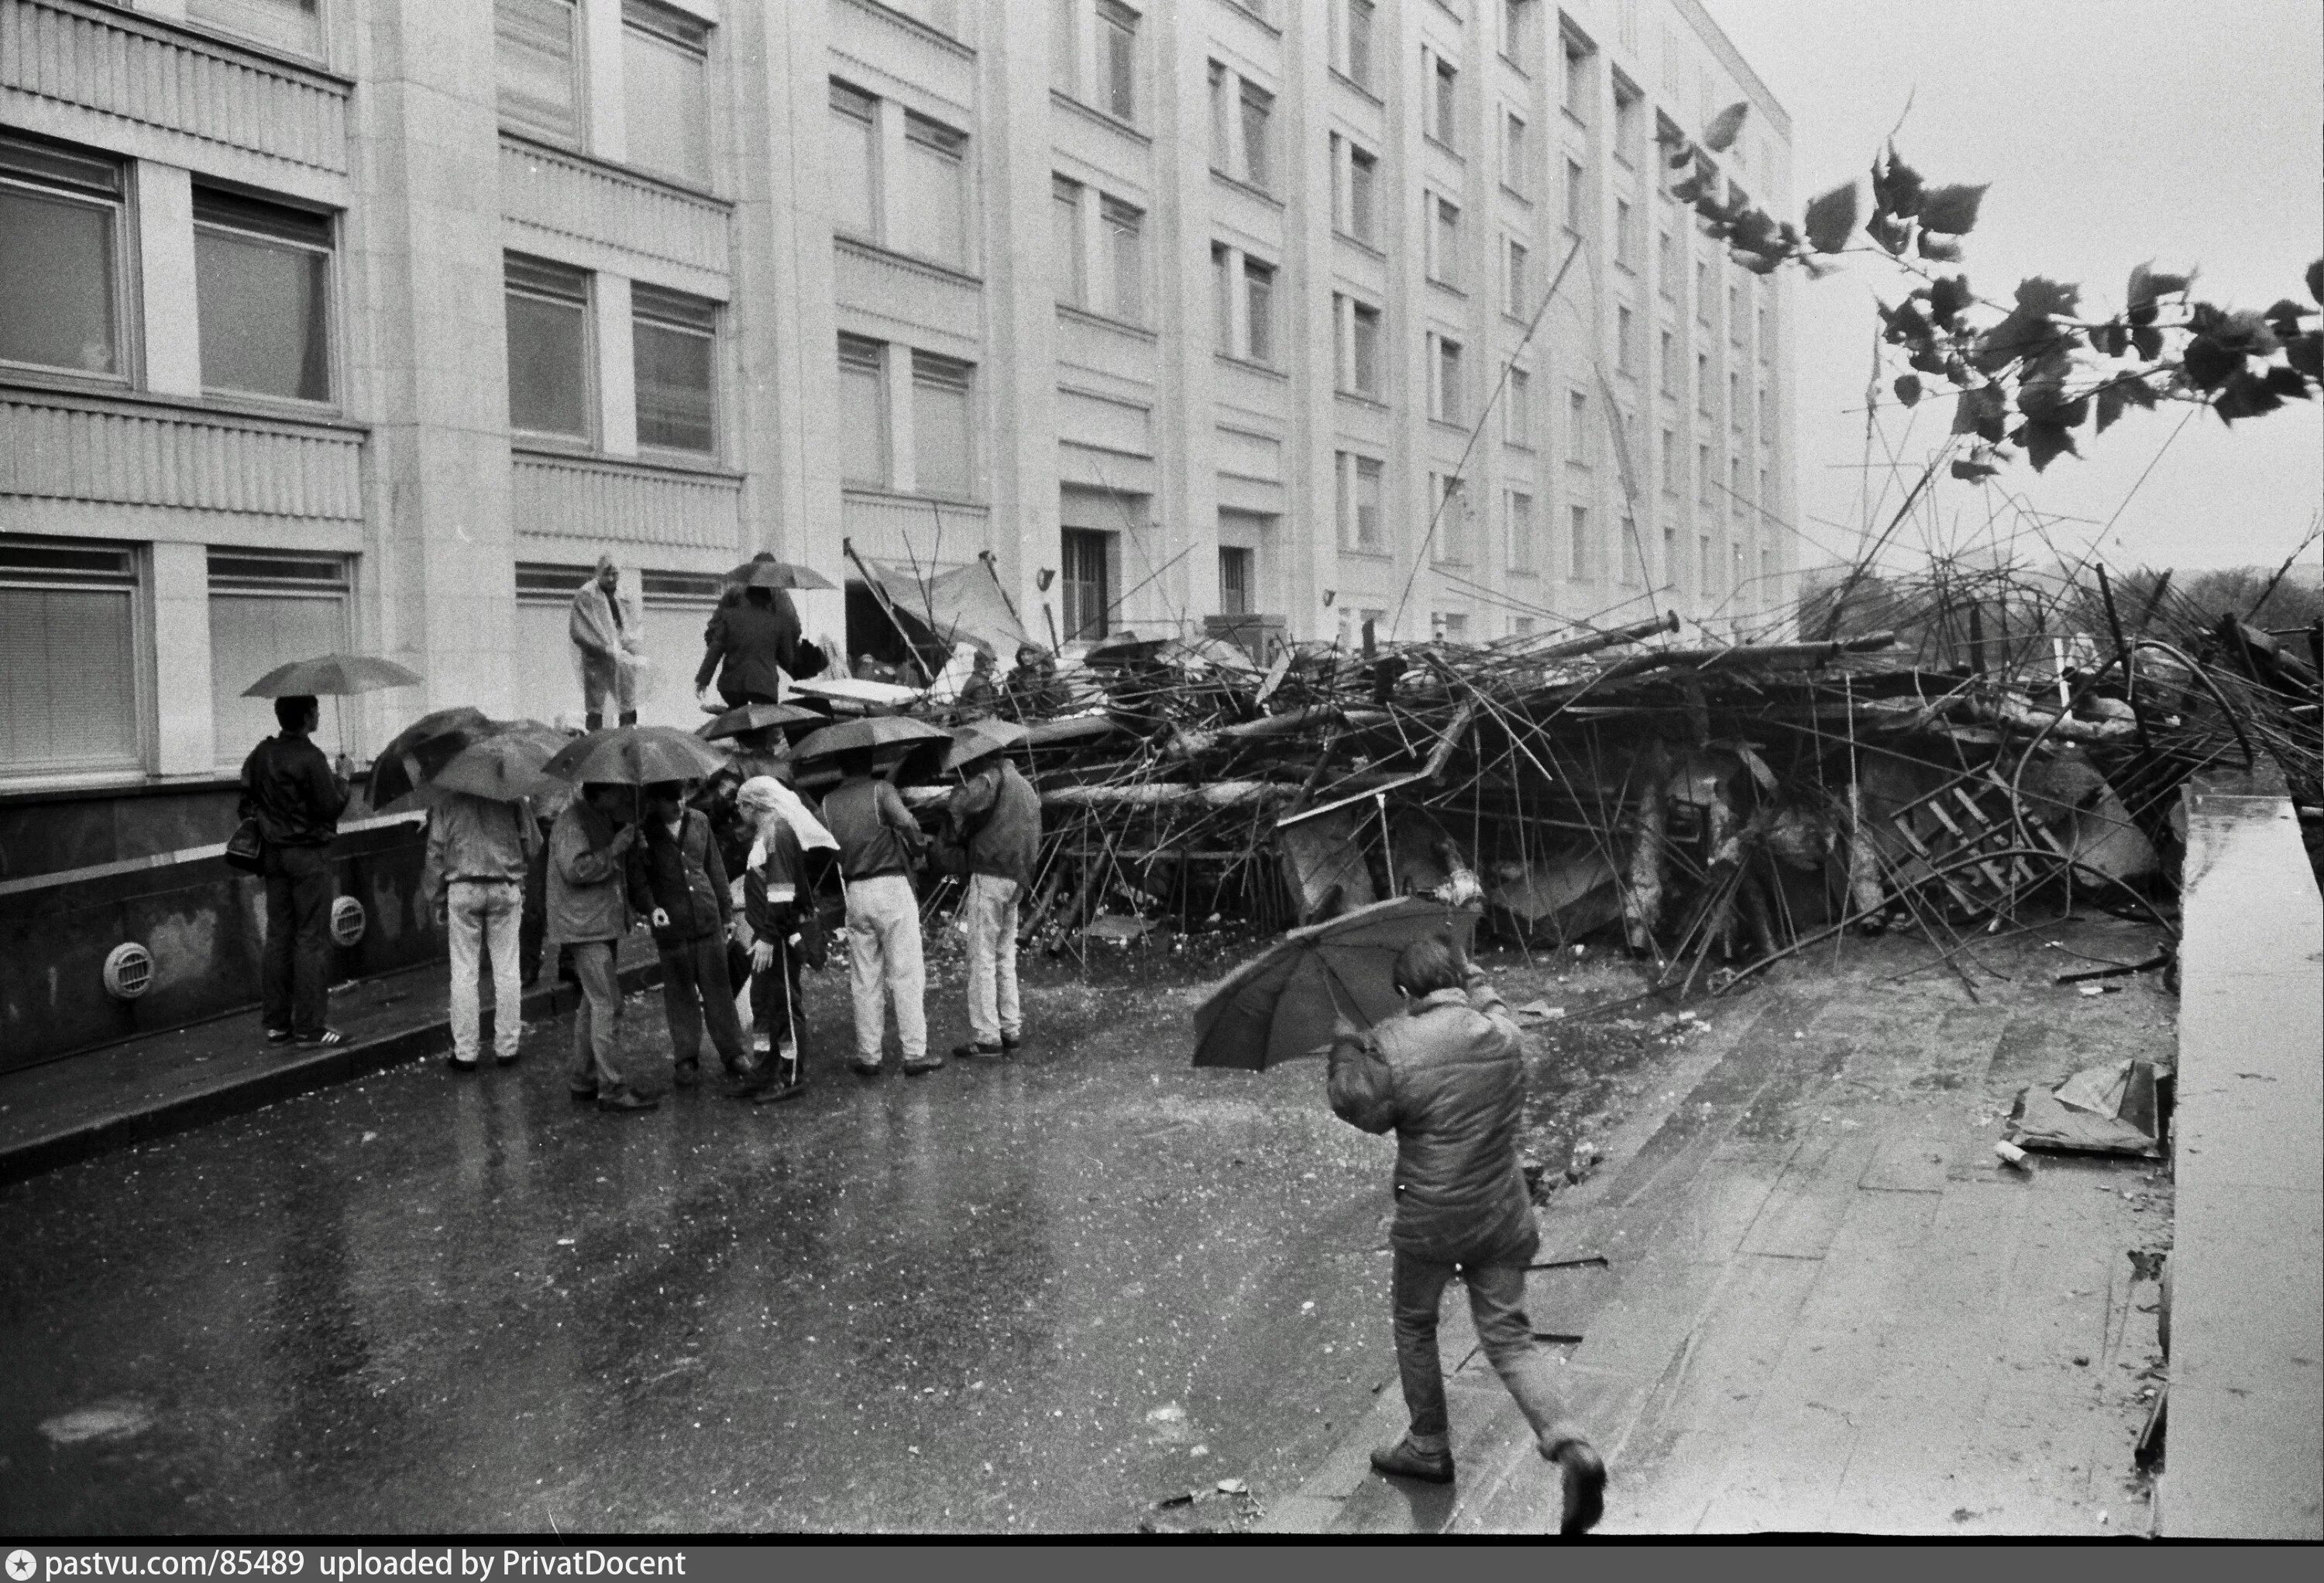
0 0 2318 1547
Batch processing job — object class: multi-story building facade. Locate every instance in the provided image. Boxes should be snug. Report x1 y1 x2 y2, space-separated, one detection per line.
0 0 1793 798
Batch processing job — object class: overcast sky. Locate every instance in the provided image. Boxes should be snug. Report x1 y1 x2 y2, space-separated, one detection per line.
1703 0 2324 578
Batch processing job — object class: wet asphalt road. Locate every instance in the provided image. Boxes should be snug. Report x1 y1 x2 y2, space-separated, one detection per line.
0 941 1420 1535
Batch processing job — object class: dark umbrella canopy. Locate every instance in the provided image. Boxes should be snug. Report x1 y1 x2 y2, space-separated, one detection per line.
793 715 951 761
371 706 493 809
945 717 1027 770
726 558 837 592
242 653 425 697
541 724 726 786
1191 897 1482 1070
699 701 825 741
428 732 566 804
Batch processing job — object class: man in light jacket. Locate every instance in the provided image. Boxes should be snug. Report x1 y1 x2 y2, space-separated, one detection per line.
548 785 652 1112
420 789 541 1071
1327 935 1607 1534
945 745 1040 1060
572 555 641 729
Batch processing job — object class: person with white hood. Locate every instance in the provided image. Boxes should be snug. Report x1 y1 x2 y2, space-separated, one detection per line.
571 554 644 729
730 772 834 1103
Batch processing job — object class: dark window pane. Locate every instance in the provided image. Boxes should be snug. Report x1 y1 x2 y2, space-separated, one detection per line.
634 318 715 453
195 226 330 401
506 291 590 437
0 187 118 375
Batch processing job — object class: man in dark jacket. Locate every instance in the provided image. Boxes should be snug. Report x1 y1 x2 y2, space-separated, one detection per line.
1327 935 1607 1534
696 585 800 711
823 748 932 1075
239 695 350 1048
625 780 748 1086
946 746 1040 1059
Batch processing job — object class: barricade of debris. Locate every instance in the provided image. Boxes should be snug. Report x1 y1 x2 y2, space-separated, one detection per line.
852 556 2320 993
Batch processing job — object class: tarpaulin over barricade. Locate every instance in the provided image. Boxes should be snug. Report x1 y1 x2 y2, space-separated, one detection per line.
867 557 1038 659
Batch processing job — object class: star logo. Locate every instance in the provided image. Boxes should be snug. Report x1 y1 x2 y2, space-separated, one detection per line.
5 1550 37 1582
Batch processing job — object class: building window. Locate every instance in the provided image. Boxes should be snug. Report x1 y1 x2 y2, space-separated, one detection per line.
1102 196 1145 324
1503 0 1535 61
1728 371 1742 430
632 283 717 455
1431 473 1467 563
1342 297 1383 396
1218 546 1254 616
1052 0 1081 98
829 81 878 241
1342 0 1376 88
1508 490 1535 573
1061 527 1110 641
1697 442 1712 504
1431 334 1463 425
1697 352 1711 415
623 0 711 187
1569 504 1593 579
1658 230 1678 298
208 552 349 768
1504 366 1532 445
1758 384 1773 442
837 336 889 487
1051 177 1086 307
1615 198 1638 269
1505 236 1528 315
1435 611 1469 645
1700 532 1714 595
1661 425 1679 494
1338 452 1384 551
1696 259 1711 322
188 0 321 60
1208 63 1232 171
0 539 142 778
1346 143 1379 243
1098 0 1139 124
1211 246 1234 356
1432 55 1459 147
1561 33 1590 120
1565 387 1589 465
195 188 333 405
1728 282 1745 344
1565 157 1587 232
496 0 583 146
1616 305 1636 374
1729 456 1745 515
1428 194 1462 287
1243 259 1276 366
504 254 591 440
902 114 971 269
1612 79 1642 165
0 133 127 383
1239 81 1274 191
1503 110 1530 197
912 352 975 501
1659 328 1676 393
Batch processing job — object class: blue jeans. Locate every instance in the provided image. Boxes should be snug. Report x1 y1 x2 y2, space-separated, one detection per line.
1392 1252 1580 1455
260 842 334 1039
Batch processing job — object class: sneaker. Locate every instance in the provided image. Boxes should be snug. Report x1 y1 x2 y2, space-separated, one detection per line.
292 1028 346 1048
596 1089 659 1113
568 1085 600 1102
849 1059 884 1077
1547 1439 1607 1535
672 1059 701 1089
445 1055 480 1073
495 1051 521 1068
748 1079 809 1106
952 1041 1006 1060
999 1031 1023 1050
264 1027 294 1046
1369 1437 1454 1485
902 1055 946 1075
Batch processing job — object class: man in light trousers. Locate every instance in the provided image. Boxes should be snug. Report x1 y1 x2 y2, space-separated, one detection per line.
946 744 1040 1059
820 748 933 1075
421 787 541 1070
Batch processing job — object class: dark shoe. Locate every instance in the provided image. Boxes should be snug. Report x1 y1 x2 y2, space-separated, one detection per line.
953 1041 1006 1060
672 1059 701 1089
496 1051 521 1068
1370 1438 1454 1485
293 1028 346 1048
568 1086 600 1102
748 1079 809 1106
446 1055 480 1073
265 1027 294 1046
902 1055 945 1075
1548 1439 1607 1535
999 1031 1023 1050
849 1059 884 1077
596 1089 659 1113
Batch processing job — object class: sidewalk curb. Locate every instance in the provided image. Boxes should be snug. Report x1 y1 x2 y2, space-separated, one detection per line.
0 960 663 1189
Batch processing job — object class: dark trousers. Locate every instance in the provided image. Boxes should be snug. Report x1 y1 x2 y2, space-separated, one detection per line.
749 937 806 1053
658 933 747 1071
1391 1251 1579 1454
260 842 335 1038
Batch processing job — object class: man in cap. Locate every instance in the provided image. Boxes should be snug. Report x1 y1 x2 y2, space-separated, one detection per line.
571 556 641 730
1326 934 1608 1534
945 739 1040 1060
822 747 933 1075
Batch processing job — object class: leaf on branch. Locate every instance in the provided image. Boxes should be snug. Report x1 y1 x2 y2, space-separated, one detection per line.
2020 419 2079 472
1895 373 1924 407
1953 382 2008 441
1731 208 1778 255
1736 249 1783 276
1872 146 1926 219
2095 384 2128 434
2263 298 2310 330
2131 324 2164 361
1669 173 1708 204
1668 143 1697 170
2309 258 2323 305
1918 183 1989 236
1950 458 1998 483
1927 274 1974 327
2264 365 2313 401
1880 299 1934 344
2181 334 2242 391
1703 101 1750 152
1654 121 1690 150
1909 346 1948 376
2288 330 2324 382
2212 368 2284 425
1917 232 1964 263
2126 261 2192 311
1868 212 1911 256
2015 277 2082 318
2092 321 2130 358
1803 181 1858 254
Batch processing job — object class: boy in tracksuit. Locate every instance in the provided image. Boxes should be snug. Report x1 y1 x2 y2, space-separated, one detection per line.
624 780 748 1086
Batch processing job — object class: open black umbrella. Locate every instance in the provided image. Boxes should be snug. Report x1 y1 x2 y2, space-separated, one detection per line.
698 700 825 742
1191 898 1481 1070
792 715 951 762
945 717 1027 771
541 724 726 786
726 557 837 592
370 706 494 809
242 653 424 697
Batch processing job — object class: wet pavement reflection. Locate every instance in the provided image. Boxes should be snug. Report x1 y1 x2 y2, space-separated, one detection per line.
1 948 1415 1534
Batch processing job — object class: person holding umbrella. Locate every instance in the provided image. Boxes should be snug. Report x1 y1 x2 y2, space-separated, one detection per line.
820 742 934 1075
548 783 651 1112
239 693 352 1048
1325 934 1607 1535
944 722 1040 1061
696 556 823 712
417 738 550 1072
625 779 750 1088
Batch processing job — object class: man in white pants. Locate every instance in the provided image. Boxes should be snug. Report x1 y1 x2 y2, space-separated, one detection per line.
820 748 933 1075
420 787 541 1071
946 743 1041 1059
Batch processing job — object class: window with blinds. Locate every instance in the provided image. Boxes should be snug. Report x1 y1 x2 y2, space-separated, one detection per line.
193 187 335 404
631 283 718 455
1061 528 1111 642
188 0 321 60
829 81 879 242
496 0 583 146
1052 176 1086 307
902 114 969 269
0 132 127 384
1102 195 1144 325
505 253 593 441
623 0 712 187
911 352 976 502
0 539 143 779
837 335 889 488
208 552 349 768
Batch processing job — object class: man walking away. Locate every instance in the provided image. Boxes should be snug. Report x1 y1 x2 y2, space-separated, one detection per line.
626 780 749 1087
549 785 652 1111
696 583 800 712
421 787 541 1071
822 748 933 1075
240 695 350 1048
946 746 1040 1060
1327 936 1607 1534
733 775 817 1104
572 555 641 729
